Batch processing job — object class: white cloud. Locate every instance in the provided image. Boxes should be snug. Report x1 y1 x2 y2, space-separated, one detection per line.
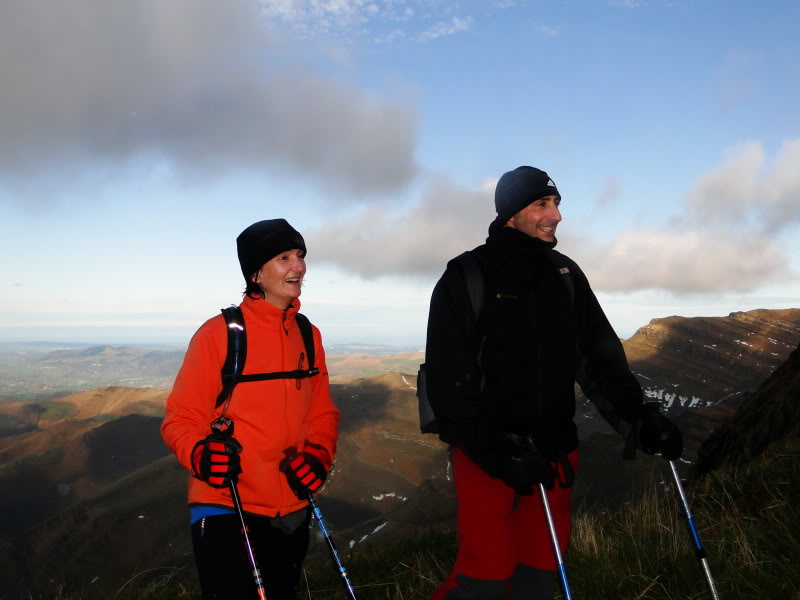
258 1 474 43
608 0 647 8
258 0 376 33
575 230 789 293
417 16 474 42
573 140 800 293
684 141 764 226
307 174 495 278
685 140 800 232
535 25 561 38
762 139 800 230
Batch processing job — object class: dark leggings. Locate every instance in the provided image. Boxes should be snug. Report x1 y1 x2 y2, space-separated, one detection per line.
191 510 310 600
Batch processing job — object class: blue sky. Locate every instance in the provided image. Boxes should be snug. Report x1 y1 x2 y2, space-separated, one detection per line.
1 0 798 349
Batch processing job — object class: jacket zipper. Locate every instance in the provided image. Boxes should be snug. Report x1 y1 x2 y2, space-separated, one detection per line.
283 309 303 390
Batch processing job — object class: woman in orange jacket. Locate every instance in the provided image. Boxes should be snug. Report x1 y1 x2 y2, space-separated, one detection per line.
162 219 340 600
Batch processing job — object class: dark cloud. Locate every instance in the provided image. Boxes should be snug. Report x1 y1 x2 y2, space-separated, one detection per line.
0 0 418 199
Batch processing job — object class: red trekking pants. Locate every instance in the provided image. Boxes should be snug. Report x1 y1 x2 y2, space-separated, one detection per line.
430 447 578 600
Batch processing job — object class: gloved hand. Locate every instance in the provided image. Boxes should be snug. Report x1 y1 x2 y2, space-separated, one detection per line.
191 433 243 488
639 401 683 460
495 447 556 495
280 450 328 499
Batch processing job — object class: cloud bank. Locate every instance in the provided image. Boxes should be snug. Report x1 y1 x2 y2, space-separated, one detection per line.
0 0 418 199
310 140 800 295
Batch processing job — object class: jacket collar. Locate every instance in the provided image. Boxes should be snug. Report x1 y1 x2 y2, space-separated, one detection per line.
240 294 301 327
486 220 557 269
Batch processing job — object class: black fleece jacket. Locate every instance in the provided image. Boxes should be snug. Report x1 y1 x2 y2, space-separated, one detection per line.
424 222 644 476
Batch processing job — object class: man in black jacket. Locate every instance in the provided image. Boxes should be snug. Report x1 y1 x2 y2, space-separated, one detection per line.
424 166 682 600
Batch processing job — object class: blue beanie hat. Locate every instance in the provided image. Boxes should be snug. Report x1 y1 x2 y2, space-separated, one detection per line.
494 166 560 223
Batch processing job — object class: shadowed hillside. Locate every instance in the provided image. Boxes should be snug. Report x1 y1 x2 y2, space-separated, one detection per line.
694 342 800 475
0 387 170 539
0 454 193 598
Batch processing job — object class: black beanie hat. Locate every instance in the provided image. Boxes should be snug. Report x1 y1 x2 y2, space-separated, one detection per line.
494 166 561 223
236 219 306 281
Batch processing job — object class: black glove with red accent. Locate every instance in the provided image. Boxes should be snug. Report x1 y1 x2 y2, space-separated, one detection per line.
191 434 243 488
280 450 328 499
639 401 683 460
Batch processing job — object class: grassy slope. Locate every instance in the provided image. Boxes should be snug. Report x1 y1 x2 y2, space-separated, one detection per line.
42 437 799 600
307 439 800 600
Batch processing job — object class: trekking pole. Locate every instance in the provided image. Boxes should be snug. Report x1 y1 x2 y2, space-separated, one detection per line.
307 494 358 600
211 417 268 600
539 483 574 600
669 461 720 600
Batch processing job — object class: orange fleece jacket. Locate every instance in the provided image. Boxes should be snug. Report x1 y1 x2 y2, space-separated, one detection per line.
161 295 340 517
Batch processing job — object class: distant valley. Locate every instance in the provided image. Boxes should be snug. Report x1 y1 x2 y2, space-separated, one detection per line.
0 341 423 402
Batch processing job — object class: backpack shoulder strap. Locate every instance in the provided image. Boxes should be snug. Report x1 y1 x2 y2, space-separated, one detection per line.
452 250 484 321
215 306 320 410
216 305 246 408
295 312 315 371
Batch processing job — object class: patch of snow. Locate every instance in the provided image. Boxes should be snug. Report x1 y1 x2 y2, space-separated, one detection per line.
373 492 397 501
372 522 387 534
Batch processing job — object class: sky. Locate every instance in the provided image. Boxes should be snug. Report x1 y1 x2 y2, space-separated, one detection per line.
1 0 799 349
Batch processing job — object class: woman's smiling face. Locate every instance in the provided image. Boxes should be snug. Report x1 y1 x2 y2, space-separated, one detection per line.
252 248 306 309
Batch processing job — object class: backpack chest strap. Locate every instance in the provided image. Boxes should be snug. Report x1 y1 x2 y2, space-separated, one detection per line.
231 368 320 383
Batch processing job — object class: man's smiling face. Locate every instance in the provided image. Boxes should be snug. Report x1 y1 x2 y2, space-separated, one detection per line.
505 195 562 242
